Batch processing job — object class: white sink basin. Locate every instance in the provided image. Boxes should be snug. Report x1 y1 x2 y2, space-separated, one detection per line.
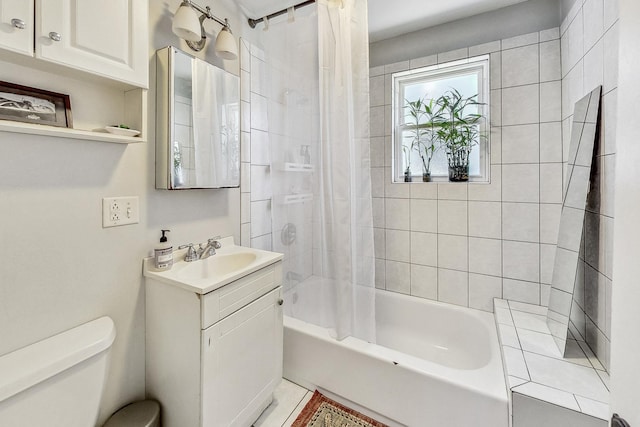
143 237 283 294
177 252 257 280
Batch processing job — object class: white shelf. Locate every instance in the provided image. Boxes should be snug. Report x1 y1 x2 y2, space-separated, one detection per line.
281 162 314 172
0 87 147 145
278 194 313 205
0 121 145 144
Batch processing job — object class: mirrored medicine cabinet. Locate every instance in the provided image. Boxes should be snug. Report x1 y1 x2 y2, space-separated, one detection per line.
156 46 240 189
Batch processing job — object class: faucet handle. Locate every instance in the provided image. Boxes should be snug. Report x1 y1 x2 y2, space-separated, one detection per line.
178 243 198 262
208 236 222 249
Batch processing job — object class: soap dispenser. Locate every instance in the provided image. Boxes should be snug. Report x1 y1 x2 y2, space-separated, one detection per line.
154 229 173 271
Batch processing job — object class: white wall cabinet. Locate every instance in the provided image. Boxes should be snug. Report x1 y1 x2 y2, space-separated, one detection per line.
0 0 34 56
0 0 147 88
35 0 148 89
0 0 148 143
146 262 284 427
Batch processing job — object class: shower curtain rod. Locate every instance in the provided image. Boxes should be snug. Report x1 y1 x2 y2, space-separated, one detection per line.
247 0 316 28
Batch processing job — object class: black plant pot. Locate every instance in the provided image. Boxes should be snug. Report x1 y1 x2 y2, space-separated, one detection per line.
404 170 412 182
422 172 431 182
448 164 469 182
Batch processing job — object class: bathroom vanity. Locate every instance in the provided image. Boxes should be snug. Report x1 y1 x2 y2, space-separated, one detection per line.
143 238 283 427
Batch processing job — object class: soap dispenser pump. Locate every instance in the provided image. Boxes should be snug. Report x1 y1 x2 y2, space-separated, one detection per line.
154 229 173 271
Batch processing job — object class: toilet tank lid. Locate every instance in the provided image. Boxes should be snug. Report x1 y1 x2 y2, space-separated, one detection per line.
0 316 116 403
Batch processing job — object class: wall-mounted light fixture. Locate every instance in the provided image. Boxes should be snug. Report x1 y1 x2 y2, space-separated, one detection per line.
172 0 238 59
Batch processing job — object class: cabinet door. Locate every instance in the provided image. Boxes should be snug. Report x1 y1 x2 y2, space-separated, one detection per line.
35 0 148 88
201 287 283 427
0 0 33 56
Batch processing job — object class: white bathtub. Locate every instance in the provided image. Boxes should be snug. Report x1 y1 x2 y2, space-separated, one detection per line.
283 288 509 427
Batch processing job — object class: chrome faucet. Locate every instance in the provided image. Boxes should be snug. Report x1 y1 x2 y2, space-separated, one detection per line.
178 243 199 262
198 236 222 259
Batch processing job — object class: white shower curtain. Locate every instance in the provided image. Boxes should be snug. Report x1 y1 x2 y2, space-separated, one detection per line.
262 0 375 342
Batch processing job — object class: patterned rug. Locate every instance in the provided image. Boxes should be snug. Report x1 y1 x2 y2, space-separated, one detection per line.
292 390 389 427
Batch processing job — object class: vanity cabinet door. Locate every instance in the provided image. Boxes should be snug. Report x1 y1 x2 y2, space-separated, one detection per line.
201 287 283 427
35 0 148 88
0 0 33 56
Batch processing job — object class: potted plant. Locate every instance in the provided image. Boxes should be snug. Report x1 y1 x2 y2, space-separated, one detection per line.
436 89 484 182
401 145 412 182
405 97 444 182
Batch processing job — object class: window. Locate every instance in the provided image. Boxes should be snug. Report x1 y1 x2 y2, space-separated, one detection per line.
392 55 490 182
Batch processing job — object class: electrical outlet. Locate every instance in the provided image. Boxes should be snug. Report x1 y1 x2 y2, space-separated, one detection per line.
103 196 139 228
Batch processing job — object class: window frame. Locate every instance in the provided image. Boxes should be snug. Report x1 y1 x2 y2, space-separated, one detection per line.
391 55 491 183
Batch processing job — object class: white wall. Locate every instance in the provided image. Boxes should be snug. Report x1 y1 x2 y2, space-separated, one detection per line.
610 0 640 423
0 1 258 423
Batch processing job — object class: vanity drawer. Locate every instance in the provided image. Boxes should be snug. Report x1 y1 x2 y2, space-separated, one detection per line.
201 261 282 329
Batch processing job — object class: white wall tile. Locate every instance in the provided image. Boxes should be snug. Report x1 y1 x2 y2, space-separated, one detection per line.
540 81 562 122
491 126 502 164
250 200 272 237
469 273 502 311
241 131 251 163
241 193 250 224
567 10 585 71
369 65 385 77
469 238 502 276
490 52 502 89
502 44 539 87
250 93 268 131
241 162 251 193
470 40 501 56
603 0 619 31
250 55 266 96
502 124 540 163
504 279 541 304
583 40 604 93
385 229 410 262
370 105 385 137
540 163 563 204
369 75 385 107
438 234 468 271
468 201 502 239
540 122 563 162
410 199 438 232
540 27 560 42
410 184 438 199
583 0 604 51
385 198 410 230
503 202 540 243
438 269 469 306
240 39 250 71
241 223 251 246
370 136 385 167
371 167 384 198
437 47 468 63
437 183 468 200
540 204 562 244
375 258 386 289
409 54 437 69
503 241 540 282
602 90 617 155
603 24 619 93
251 234 272 251
410 264 437 300
410 232 437 267
502 164 540 203
385 168 410 198
468 165 502 202
540 244 557 285
502 32 539 50
502 84 540 126
250 130 270 165
374 228 385 259
540 40 562 82
490 89 502 126
437 200 468 235
250 165 272 201
386 260 410 294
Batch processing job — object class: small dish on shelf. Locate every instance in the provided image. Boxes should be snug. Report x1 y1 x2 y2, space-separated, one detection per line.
105 126 141 137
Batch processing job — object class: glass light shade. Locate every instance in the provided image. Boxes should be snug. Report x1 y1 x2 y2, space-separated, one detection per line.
214 27 238 60
172 3 201 42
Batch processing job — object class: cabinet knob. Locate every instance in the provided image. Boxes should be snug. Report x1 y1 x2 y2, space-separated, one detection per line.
11 18 25 29
277 299 284 306
48 32 62 42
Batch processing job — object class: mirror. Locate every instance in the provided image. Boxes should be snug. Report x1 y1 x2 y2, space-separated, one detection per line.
156 46 240 189
546 86 602 354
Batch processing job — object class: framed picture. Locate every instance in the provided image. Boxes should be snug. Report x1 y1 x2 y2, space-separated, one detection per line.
0 81 72 128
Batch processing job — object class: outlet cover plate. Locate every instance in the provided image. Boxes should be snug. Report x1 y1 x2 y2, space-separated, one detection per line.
103 196 139 228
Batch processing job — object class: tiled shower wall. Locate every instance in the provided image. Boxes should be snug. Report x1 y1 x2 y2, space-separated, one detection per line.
562 0 618 371
369 29 564 313
240 39 274 251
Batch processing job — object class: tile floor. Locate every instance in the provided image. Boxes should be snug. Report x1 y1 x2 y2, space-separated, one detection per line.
252 379 312 427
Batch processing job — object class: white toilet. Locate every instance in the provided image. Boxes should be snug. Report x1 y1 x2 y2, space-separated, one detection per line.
0 317 116 427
